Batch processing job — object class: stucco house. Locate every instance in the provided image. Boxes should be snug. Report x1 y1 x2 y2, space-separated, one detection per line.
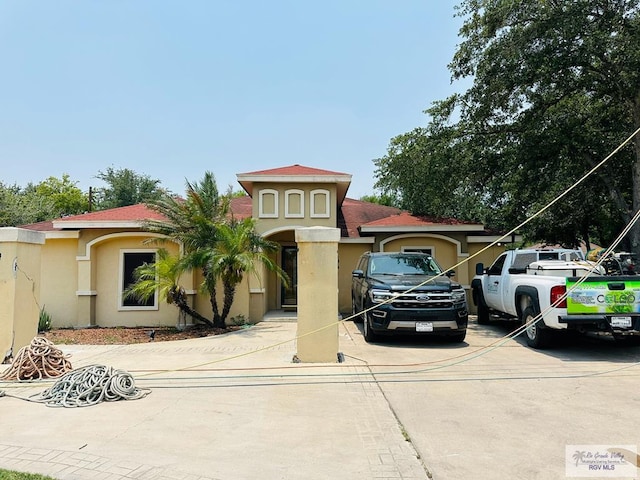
18 164 509 330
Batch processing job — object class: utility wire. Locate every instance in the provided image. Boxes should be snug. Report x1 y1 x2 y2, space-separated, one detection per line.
6 126 630 388
124 125 640 379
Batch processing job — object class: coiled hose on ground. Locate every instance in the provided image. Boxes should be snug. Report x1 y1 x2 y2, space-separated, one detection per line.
28 364 151 407
0 337 72 381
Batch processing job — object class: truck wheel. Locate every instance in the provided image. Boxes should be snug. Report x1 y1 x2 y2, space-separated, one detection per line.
477 299 490 325
522 306 551 349
473 287 490 325
351 297 363 323
363 316 378 343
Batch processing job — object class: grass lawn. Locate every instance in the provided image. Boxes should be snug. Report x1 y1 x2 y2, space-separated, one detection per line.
0 469 57 480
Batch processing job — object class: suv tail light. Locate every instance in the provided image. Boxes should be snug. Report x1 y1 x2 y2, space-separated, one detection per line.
550 285 567 308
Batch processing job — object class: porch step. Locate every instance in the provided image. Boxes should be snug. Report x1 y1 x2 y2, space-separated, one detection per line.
261 310 298 322
260 311 344 323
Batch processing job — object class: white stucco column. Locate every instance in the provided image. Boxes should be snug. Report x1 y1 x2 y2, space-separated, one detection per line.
295 226 340 363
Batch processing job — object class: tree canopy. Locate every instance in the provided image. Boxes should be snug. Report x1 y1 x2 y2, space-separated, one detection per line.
0 175 88 226
374 0 640 253
93 167 166 209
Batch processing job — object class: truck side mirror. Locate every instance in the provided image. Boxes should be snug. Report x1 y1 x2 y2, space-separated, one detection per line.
352 269 364 278
475 263 485 276
445 270 455 277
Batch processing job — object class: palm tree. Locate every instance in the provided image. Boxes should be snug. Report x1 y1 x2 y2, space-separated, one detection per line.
203 217 287 326
144 172 228 251
140 172 288 328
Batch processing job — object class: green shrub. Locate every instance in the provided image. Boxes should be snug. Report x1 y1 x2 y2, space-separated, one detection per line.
38 307 52 332
228 314 249 326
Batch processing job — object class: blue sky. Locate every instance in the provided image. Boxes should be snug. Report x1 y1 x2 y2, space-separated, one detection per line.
0 0 466 198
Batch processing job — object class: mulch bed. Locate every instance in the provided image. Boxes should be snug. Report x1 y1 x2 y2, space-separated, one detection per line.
41 324 244 345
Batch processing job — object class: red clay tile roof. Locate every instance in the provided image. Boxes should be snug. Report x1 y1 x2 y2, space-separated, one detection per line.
361 211 476 228
19 220 56 231
237 164 352 203
229 196 252 219
238 164 349 177
338 198 403 238
57 204 166 224
20 197 482 238
19 204 166 230
20 199 253 231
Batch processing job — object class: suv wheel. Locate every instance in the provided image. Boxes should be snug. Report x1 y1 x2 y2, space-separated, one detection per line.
351 297 363 323
447 331 467 343
363 316 378 343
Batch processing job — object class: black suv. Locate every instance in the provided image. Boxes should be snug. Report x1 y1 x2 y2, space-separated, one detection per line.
351 252 468 343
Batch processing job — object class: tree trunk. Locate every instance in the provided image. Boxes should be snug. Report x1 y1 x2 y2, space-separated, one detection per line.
211 292 225 328
210 283 226 329
219 281 236 328
581 221 591 252
176 299 215 327
169 287 215 327
630 97 640 259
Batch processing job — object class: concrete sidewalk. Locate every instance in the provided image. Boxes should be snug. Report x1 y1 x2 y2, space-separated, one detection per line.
0 322 430 480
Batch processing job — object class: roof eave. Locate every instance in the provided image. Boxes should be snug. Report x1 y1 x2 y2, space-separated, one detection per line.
52 220 146 229
359 224 486 233
467 234 523 243
45 230 80 239
339 237 375 244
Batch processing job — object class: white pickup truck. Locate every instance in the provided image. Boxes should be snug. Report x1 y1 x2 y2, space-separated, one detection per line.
471 248 640 348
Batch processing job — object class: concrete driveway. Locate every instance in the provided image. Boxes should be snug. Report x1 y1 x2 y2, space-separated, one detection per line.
1 318 638 480
343 318 640 479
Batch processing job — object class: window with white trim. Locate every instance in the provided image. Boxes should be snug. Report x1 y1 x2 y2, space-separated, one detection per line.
285 189 304 218
310 189 330 218
120 250 158 310
259 189 279 218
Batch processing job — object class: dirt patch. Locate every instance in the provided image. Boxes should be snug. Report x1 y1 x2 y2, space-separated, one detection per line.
41 324 245 345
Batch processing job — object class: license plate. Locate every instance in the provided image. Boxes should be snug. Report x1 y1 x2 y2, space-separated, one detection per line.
611 316 632 328
416 322 434 332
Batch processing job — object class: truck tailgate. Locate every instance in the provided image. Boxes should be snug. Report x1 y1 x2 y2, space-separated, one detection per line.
566 276 640 314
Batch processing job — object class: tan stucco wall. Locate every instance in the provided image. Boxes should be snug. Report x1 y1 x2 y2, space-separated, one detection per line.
252 182 338 235
92 236 182 327
337 242 372 315
467 242 506 274
40 238 80 328
0 228 44 356
466 241 508 312
381 235 463 276
191 270 251 324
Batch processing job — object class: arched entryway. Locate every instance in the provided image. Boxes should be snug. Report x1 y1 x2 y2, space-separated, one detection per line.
263 228 299 312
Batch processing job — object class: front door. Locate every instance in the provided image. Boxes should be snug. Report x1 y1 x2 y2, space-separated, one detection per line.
281 246 297 309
